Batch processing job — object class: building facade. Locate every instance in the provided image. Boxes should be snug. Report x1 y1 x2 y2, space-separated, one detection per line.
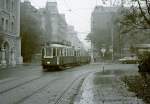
38 1 85 52
67 25 83 50
90 6 118 59
0 0 22 66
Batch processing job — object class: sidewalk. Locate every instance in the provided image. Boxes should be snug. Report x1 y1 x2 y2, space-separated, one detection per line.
74 72 144 104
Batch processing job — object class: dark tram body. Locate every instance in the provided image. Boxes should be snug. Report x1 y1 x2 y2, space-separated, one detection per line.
41 43 90 71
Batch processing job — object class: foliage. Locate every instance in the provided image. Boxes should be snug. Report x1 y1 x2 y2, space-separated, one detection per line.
134 0 150 27
119 0 150 33
88 29 111 48
122 75 150 104
116 1 150 51
20 3 43 62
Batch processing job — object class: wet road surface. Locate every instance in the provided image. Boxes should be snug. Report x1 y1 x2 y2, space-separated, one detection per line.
0 63 144 104
74 72 144 104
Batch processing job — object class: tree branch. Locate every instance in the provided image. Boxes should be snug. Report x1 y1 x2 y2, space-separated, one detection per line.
145 0 150 15
137 0 150 26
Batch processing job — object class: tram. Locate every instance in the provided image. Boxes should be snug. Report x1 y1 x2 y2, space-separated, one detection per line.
41 43 90 71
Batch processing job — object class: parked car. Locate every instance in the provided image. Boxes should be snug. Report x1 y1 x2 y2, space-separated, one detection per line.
119 56 139 64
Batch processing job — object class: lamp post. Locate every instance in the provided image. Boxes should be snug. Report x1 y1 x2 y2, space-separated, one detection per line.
90 41 94 63
101 48 106 72
109 47 114 62
101 48 106 58
86 39 94 63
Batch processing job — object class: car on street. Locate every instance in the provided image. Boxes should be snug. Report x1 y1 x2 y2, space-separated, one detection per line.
119 56 139 64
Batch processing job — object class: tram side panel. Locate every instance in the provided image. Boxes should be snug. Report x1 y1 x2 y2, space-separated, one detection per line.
59 56 75 66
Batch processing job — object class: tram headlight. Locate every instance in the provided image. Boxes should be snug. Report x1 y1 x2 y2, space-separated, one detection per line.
46 61 50 64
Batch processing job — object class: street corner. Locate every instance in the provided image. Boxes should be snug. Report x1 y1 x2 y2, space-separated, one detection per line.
73 72 145 104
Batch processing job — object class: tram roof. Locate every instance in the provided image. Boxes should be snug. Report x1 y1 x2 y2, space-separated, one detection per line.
45 44 71 48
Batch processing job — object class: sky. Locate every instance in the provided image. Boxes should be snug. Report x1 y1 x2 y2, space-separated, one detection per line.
26 0 119 48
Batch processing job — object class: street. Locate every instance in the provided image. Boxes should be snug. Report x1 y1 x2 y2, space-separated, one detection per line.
0 63 144 104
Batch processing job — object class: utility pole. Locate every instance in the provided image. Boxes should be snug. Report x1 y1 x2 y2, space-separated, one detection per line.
111 26 114 61
91 40 94 63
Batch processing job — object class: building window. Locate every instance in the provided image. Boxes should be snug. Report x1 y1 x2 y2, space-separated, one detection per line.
1 0 4 9
1 18 4 30
6 0 9 10
6 20 8 31
11 0 14 11
11 22 14 32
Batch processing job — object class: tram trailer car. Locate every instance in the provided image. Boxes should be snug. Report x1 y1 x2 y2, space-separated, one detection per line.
41 43 90 71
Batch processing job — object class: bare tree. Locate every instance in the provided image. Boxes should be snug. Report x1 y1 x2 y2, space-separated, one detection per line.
131 0 150 28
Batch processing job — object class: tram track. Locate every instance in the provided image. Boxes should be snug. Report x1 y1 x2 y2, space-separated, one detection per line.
0 78 17 85
0 75 61 104
0 69 94 104
15 77 60 104
14 72 91 104
54 72 91 104
0 74 47 94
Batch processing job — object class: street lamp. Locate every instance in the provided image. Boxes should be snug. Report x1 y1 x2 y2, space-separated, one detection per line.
86 39 94 63
109 48 114 61
101 48 106 57
101 48 106 73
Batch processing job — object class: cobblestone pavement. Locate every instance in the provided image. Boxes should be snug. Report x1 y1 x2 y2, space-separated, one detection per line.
74 71 145 104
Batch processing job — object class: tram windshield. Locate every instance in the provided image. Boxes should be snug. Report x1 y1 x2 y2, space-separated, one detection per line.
45 47 52 56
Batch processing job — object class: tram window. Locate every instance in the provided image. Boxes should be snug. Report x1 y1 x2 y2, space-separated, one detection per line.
63 49 65 56
60 49 63 56
46 48 52 56
64 49 66 56
53 48 56 56
66 49 67 56
75 51 77 56
62 49 64 56
70 49 72 56
70 50 72 56
66 49 68 56
59 49 61 56
65 49 67 56
67 49 69 56
73 50 74 56
71 50 72 56
68 49 70 56
57 48 60 56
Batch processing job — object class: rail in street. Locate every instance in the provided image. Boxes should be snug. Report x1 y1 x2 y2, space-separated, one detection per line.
0 63 145 104
0 76 43 94
0 64 94 104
